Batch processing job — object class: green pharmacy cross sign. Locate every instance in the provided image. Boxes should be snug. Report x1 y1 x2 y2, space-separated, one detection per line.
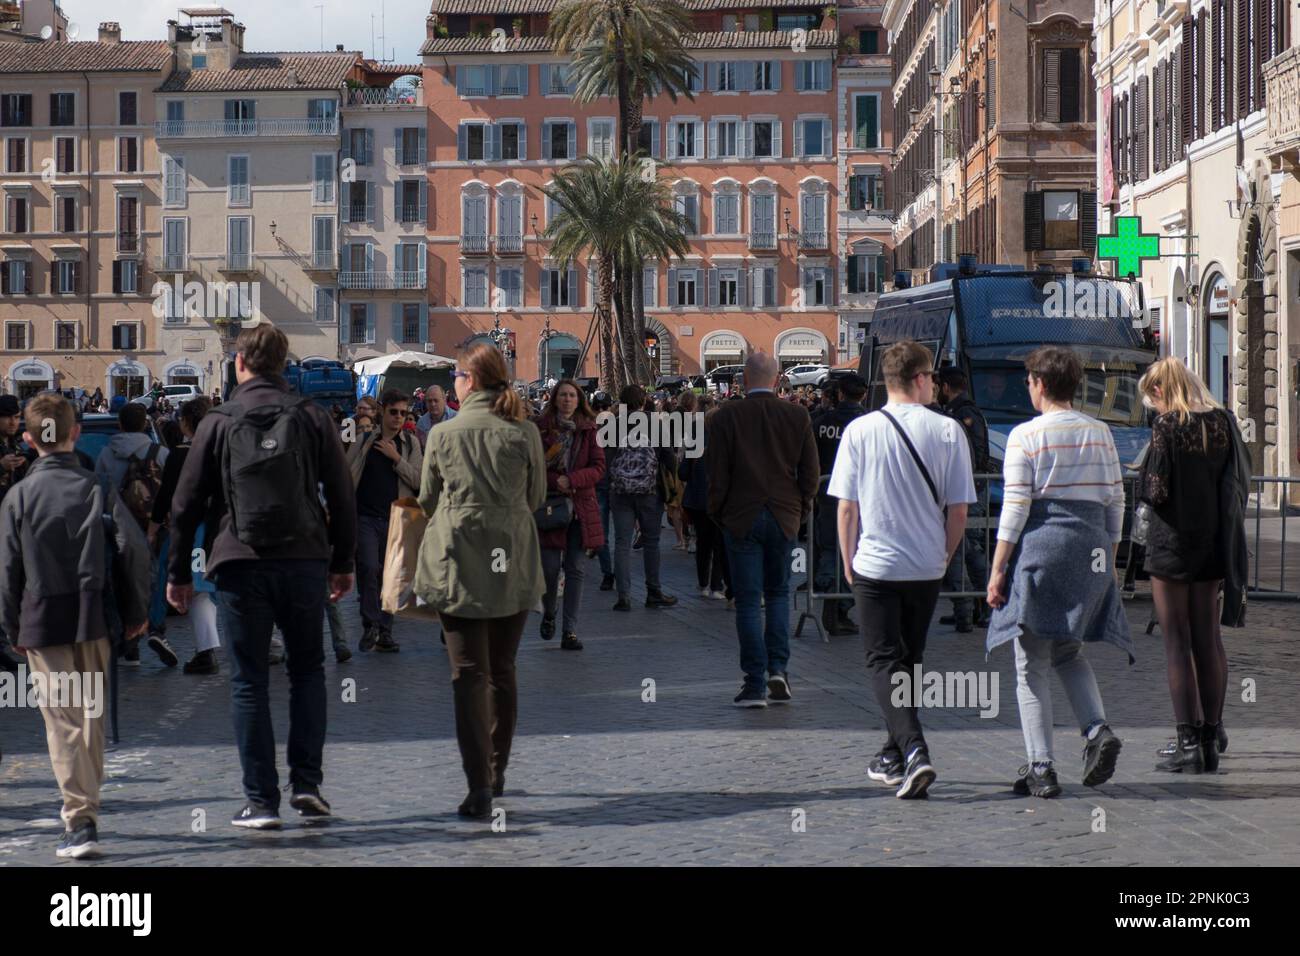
1097 215 1161 277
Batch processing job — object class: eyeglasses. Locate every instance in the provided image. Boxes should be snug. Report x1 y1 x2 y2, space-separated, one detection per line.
452 371 469 380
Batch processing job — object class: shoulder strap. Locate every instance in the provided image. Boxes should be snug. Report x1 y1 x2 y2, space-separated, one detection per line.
878 409 940 507
145 443 160 465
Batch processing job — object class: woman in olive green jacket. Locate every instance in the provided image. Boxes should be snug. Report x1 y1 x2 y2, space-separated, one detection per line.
416 344 546 820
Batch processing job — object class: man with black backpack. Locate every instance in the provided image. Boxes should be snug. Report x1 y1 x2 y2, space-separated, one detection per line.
166 323 356 829
94 402 174 667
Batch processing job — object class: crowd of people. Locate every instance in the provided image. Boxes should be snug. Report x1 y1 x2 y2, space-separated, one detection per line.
0 324 1249 859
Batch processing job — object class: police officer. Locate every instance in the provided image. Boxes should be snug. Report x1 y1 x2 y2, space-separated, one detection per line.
936 367 991 632
812 374 868 635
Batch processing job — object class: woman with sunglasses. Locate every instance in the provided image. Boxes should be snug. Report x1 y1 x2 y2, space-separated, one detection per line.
415 345 546 819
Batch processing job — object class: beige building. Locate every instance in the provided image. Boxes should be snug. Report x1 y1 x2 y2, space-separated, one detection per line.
1096 0 1292 483
338 63 429 363
0 23 173 400
152 12 357 391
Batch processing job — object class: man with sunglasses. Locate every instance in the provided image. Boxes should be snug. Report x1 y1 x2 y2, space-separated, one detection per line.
345 388 423 653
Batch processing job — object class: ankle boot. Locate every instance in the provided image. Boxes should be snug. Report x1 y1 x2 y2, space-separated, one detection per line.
1155 723 1204 773
1201 724 1221 773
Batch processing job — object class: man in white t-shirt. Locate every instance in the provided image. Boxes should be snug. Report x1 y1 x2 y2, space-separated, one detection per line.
828 340 975 799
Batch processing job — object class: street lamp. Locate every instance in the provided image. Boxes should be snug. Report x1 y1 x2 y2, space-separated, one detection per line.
530 212 539 237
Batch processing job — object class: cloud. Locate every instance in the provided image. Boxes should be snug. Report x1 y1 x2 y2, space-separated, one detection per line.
59 0 430 61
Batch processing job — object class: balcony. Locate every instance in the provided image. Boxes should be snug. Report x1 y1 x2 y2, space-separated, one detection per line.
155 117 341 139
494 234 524 254
338 271 424 290
1266 47 1300 155
221 254 256 274
306 251 338 272
150 254 190 273
748 230 776 250
346 87 423 108
343 202 373 224
797 231 828 250
117 232 140 254
460 234 490 254
398 205 425 225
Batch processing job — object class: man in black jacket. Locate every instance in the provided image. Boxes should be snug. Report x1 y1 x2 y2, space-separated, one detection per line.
166 323 356 830
0 393 150 858
812 375 868 635
937 367 991 631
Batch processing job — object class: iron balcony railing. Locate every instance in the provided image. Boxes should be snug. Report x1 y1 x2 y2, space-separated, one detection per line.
748 230 777 250
460 234 490 253
155 117 340 138
338 271 425 290
346 87 423 108
797 231 828 250
223 254 254 272
494 234 524 254
309 251 338 271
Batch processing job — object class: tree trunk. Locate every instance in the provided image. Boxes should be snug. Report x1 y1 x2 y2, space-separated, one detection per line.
599 256 619 395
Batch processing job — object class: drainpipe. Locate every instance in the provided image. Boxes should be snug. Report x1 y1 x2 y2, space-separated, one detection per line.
82 71 93 377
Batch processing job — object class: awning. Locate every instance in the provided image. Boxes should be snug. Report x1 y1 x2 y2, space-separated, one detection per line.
702 333 746 355
778 345 827 358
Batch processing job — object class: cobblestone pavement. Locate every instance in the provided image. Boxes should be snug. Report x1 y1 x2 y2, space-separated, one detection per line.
1 542 1298 866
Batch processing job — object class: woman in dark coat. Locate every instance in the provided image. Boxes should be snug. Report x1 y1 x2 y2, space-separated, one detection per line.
533 379 606 650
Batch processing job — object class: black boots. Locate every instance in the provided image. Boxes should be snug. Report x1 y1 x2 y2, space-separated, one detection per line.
1155 723 1204 774
1201 723 1223 773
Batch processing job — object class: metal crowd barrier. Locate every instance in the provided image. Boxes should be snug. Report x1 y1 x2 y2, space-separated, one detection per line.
1246 476 1300 601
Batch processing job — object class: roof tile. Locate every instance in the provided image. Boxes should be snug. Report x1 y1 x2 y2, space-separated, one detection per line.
157 52 358 93
422 29 837 55
0 40 171 74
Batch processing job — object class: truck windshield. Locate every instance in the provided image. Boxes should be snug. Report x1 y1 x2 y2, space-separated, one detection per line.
971 360 1147 426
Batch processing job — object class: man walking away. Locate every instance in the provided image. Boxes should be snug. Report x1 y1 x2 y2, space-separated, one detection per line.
812 374 868 636
0 393 150 858
166 324 356 830
829 341 975 799
0 394 29 672
936 367 991 632
346 387 422 653
708 352 819 708
93 402 173 667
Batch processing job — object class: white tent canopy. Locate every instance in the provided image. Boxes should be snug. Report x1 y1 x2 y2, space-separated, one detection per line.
352 351 456 377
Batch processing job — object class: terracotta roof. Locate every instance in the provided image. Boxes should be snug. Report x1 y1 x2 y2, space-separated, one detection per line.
429 0 827 12
423 29 837 55
0 40 171 74
157 52 359 93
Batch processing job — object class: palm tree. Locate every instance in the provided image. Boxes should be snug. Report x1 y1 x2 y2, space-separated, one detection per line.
543 156 691 395
550 0 696 383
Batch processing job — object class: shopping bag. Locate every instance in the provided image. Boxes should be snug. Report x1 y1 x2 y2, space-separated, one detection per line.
381 497 440 620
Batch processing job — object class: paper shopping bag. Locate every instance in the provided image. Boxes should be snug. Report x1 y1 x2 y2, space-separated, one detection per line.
381 497 440 620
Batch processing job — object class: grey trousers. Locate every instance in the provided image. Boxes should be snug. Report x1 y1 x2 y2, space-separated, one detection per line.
1013 630 1107 764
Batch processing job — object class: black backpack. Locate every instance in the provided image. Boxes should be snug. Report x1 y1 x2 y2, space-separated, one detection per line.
212 398 324 550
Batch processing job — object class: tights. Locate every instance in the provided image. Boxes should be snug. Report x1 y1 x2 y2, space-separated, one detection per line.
1151 577 1228 727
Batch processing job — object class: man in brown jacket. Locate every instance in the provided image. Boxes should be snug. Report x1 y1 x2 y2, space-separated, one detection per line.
708 351 819 707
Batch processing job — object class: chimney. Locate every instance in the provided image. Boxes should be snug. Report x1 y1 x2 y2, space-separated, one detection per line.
99 22 122 44
167 19 178 46
288 68 299 85
336 44 344 51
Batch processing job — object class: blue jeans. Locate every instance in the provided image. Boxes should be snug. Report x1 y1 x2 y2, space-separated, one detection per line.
723 507 794 690
148 529 170 633
611 492 663 598
215 559 329 810
595 484 613 577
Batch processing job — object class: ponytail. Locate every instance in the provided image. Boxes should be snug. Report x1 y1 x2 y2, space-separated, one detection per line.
491 383 525 422
460 344 525 422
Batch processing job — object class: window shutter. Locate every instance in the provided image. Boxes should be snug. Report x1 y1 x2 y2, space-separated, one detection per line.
818 60 830 90
518 64 530 96
363 129 373 165
112 260 122 294
772 120 782 157
1023 191 1045 250
737 268 747 307
643 267 656 307
1199 11 1210 138
419 180 428 222
705 267 716 307
394 180 402 223
539 64 550 94
50 262 56 295
517 122 527 160
847 254 860 294
394 127 403 164
667 267 678 306
541 268 552 308
567 268 578 307
1237 0 1250 118
1137 74 1149 181
1153 60 1165 171
707 119 717 158
418 302 430 342
739 61 754 92
1080 191 1097 255
567 121 576 160
418 127 427 165
391 301 402 343
486 65 500 96
1043 49 1061 122
457 124 467 161
650 121 660 158
762 266 774 307
768 60 780 91
706 62 720 91
455 66 467 96
367 179 377 225
795 61 806 92
822 120 831 158
793 120 803 157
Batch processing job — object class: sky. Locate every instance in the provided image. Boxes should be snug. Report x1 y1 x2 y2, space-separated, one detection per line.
58 0 432 62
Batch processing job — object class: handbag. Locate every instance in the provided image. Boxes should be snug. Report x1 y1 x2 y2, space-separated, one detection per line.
1131 501 1153 548
380 496 440 620
534 494 573 531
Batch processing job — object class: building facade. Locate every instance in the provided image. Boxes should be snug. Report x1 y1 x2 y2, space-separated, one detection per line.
422 0 847 383
1098 0 1291 481
0 23 172 399
0 0 69 44
153 13 357 392
337 64 431 364
887 0 1098 279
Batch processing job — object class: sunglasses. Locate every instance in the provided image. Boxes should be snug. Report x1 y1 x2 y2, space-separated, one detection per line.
385 407 407 417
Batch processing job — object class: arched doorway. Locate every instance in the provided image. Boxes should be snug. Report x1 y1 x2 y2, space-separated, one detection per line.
7 358 55 399
164 359 204 391
645 318 674 375
700 330 747 371
539 333 581 381
1202 271 1231 407
1235 160 1278 474
106 360 151 402
774 328 829 370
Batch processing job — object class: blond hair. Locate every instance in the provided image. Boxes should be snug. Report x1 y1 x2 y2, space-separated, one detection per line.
1138 357 1220 424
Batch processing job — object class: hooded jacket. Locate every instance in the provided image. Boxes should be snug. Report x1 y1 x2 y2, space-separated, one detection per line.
0 453 150 648
94 430 168 492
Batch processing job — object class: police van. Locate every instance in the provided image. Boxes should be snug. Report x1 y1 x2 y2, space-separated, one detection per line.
858 257 1158 470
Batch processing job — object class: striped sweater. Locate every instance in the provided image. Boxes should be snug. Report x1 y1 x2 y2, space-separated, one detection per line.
996 409 1126 545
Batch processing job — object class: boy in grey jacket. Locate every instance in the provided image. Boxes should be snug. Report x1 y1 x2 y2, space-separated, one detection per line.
0 393 150 859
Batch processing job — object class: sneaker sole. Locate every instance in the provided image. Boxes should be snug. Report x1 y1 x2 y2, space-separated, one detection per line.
232 816 282 830
56 841 101 860
289 794 332 817
733 698 768 708
767 677 792 703
1083 736 1122 787
896 765 936 799
867 770 905 786
148 637 179 667
374 645 400 653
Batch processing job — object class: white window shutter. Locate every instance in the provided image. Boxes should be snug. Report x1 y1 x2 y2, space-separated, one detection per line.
773 120 782 157
707 119 717 158
740 120 752 158
567 122 576 159
793 120 803 157
695 121 704 158
518 123 527 160
650 121 660 158
541 268 552 308
822 120 831 157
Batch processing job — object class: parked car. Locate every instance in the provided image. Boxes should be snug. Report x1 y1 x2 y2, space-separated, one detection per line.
784 364 829 388
816 364 861 388
74 413 161 466
705 365 745 390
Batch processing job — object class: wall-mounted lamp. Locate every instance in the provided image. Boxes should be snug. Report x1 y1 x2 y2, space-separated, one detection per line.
530 212 539 237
783 206 792 233
269 220 278 238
